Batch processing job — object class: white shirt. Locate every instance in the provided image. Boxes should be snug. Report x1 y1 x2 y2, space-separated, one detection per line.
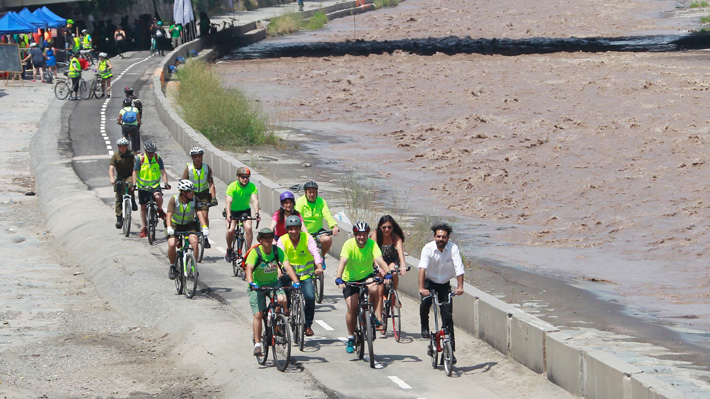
418 241 465 284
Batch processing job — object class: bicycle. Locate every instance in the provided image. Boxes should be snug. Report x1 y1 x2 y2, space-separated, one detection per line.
223 211 259 279
89 71 106 99
380 266 410 342
427 291 456 376
140 184 168 245
345 278 383 368
251 285 293 371
115 180 133 237
79 49 94 65
195 200 218 263
311 229 332 304
290 271 314 351
54 71 71 100
174 231 201 299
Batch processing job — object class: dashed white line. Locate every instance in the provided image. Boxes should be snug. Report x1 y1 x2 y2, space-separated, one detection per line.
388 376 411 389
315 320 334 331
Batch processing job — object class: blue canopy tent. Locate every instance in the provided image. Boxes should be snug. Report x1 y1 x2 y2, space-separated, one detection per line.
18 8 48 29
35 7 66 28
0 12 38 34
32 8 66 29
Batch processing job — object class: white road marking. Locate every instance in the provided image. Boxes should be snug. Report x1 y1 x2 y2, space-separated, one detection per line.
108 150 114 155
315 320 334 331
388 376 412 389
337 337 348 343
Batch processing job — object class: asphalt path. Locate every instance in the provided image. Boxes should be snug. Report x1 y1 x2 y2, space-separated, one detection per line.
63 51 574 399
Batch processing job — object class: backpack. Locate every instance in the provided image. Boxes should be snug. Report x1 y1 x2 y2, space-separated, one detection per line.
122 107 138 123
156 29 164 38
243 245 281 271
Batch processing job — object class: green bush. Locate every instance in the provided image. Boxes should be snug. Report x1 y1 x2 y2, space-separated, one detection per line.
702 14 710 23
691 1 709 8
175 60 273 149
374 0 401 8
305 12 328 30
268 11 328 36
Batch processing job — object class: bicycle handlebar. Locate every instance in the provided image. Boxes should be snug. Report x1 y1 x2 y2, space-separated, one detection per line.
344 277 383 287
311 230 333 238
429 291 456 306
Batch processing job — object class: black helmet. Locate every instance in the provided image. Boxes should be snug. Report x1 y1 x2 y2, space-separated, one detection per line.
285 215 302 228
122 98 132 106
124 87 133 95
352 222 370 234
303 181 318 190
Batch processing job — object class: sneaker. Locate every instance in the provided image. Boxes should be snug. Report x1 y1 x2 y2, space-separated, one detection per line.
346 337 355 354
225 249 233 263
169 265 176 280
253 345 263 356
107 94 111 98
305 327 314 337
115 215 123 229
139 227 148 238
374 318 383 331
203 240 211 249
157 208 166 219
421 328 430 339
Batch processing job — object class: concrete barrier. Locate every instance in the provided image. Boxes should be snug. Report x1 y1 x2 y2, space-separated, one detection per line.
150 3 687 399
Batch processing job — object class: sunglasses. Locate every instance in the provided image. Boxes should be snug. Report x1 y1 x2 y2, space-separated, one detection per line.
381 225 393 230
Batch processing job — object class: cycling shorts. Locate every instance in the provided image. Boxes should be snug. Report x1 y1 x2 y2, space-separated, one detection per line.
194 191 212 211
166 221 200 238
138 188 162 205
342 273 377 299
230 209 251 221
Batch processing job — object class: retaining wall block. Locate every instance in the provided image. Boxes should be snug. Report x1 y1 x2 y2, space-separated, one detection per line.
586 349 643 399
510 312 558 374
546 331 584 396
477 296 514 355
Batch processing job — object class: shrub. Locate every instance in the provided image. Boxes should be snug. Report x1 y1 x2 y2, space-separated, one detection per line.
374 0 401 8
267 11 328 36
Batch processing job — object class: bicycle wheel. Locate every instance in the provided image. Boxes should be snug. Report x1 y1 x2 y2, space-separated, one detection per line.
79 80 90 100
196 236 205 263
147 206 157 245
272 314 291 371
93 80 105 99
122 198 131 237
184 252 198 299
257 323 269 366
232 236 243 277
315 272 324 304
295 294 306 351
429 336 438 369
54 81 69 100
175 255 184 294
391 290 401 342
380 291 389 336
443 340 454 376
356 312 365 360
364 309 375 368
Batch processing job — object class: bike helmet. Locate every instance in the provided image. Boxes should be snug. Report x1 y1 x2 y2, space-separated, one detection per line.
82 29 88 33
116 137 129 146
236 166 251 177
29 42 37 48
157 21 163 26
66 19 74 25
303 181 318 190
143 140 157 153
280 191 295 203
98 52 107 58
257 227 274 239
352 221 370 234
177 179 195 192
124 87 133 95
122 98 132 106
189 147 204 156
285 215 302 228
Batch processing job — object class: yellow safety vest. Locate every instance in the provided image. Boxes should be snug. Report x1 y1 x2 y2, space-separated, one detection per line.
73 37 80 52
98 59 112 79
68 58 81 78
136 154 161 189
170 194 196 226
82 34 91 49
279 232 315 280
186 163 209 193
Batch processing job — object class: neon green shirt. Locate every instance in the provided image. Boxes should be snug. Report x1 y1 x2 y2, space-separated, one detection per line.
246 246 284 286
340 238 381 281
226 180 257 211
294 195 337 234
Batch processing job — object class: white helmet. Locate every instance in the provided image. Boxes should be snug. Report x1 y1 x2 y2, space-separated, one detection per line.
177 179 195 192
143 140 157 153
189 147 204 156
116 137 129 146
99 52 107 58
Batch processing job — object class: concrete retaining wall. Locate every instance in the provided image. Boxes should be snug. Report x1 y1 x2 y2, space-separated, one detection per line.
151 3 686 399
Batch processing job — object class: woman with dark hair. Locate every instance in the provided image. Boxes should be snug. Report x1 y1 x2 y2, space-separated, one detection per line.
370 215 408 326
270 191 307 240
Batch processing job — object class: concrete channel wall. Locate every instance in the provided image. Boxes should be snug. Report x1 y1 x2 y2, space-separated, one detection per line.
152 3 685 398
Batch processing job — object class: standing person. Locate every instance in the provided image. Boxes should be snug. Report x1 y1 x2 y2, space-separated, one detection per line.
22 43 46 82
278 215 323 336
132 140 170 239
169 21 182 49
80 29 93 64
72 34 81 54
181 147 218 247
335 222 394 354
294 181 340 257
114 26 126 58
45 45 57 78
109 137 138 229
224 166 260 262
166 180 200 280
270 191 307 239
370 215 408 323
150 21 167 56
96 52 112 97
117 98 141 153
418 222 465 364
67 51 82 100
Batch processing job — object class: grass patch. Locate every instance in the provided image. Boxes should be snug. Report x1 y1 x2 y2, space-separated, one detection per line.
702 14 710 23
267 11 328 36
175 60 274 149
374 0 401 8
691 1 709 8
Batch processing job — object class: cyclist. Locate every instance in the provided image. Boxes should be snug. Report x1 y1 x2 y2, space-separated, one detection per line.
166 179 200 280
109 137 138 229
246 227 299 356
71 34 80 55
117 98 141 154
67 51 82 101
132 140 170 238
335 222 393 354
277 215 323 337
225 166 260 263
96 52 112 98
123 87 143 118
294 181 340 258
418 222 465 364
181 147 217 247
270 191 307 239
370 215 408 324
80 29 93 64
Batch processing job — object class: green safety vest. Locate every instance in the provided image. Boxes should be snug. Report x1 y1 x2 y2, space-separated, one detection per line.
170 194 196 226
279 232 315 280
136 154 161 189
98 59 112 79
68 58 81 78
82 34 91 49
186 163 209 193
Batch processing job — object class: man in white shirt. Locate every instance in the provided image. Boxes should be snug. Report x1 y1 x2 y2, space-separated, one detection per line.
418 222 465 362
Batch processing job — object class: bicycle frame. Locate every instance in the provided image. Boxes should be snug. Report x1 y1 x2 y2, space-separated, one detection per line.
430 291 455 350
